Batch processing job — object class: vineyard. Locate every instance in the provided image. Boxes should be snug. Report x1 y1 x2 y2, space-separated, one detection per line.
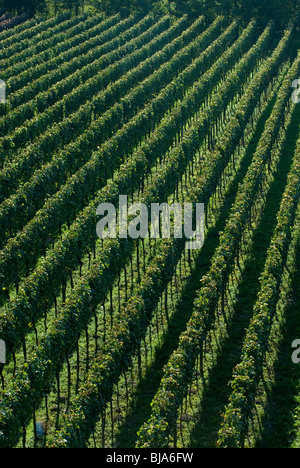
0 10 299 449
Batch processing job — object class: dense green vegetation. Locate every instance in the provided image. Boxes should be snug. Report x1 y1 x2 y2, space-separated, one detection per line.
0 0 299 451
0 0 299 28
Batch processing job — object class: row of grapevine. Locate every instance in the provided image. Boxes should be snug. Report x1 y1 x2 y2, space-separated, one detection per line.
136 36 299 448
217 133 300 448
0 20 274 448
0 16 222 245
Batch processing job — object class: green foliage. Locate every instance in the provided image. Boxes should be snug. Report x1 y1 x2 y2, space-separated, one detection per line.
0 0 46 16
0 5 298 448
0 0 298 28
